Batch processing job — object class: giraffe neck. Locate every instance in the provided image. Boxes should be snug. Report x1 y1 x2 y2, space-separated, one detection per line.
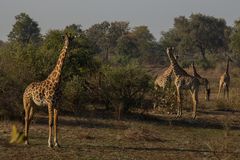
226 59 229 74
192 62 201 78
47 37 69 84
166 49 189 77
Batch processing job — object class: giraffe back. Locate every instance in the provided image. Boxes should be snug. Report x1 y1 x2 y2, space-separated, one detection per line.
154 65 173 89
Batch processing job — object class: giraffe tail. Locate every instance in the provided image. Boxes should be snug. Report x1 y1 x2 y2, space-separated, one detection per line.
22 109 25 125
21 109 25 133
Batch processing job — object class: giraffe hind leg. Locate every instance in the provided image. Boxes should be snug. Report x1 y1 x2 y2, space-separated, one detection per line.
226 85 229 100
223 86 226 99
191 89 199 119
217 82 223 99
176 87 182 118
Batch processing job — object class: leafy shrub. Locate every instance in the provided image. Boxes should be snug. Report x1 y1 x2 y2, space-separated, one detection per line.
153 87 177 114
100 63 152 113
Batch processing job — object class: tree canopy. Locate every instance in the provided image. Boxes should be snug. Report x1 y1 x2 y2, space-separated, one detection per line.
160 13 229 61
8 13 42 44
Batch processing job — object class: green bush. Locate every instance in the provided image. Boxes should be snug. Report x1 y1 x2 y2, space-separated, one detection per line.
100 63 152 113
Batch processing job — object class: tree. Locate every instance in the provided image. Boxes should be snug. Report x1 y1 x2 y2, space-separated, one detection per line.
160 29 179 48
86 21 129 61
229 20 240 64
132 26 160 62
160 13 229 61
108 21 130 48
116 33 139 58
230 20 240 53
64 24 82 36
189 14 227 59
8 13 41 44
100 63 152 113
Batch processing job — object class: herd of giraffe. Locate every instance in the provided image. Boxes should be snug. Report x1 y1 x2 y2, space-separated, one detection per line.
21 34 232 147
154 47 232 118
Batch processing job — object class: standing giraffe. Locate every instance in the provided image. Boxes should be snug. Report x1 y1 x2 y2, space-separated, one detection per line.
154 55 178 91
217 57 232 99
166 47 200 119
191 62 210 101
23 34 73 147
153 65 174 109
154 65 173 91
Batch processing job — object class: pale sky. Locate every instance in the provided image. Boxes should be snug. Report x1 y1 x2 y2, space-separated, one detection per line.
1 0 240 41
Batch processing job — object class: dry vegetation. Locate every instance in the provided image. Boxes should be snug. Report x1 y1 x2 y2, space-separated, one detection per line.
0 111 240 160
1 67 240 160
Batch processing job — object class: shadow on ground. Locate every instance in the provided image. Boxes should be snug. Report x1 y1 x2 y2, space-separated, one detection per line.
31 109 240 130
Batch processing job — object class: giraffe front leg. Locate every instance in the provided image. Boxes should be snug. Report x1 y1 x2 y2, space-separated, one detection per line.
217 83 223 99
226 85 229 100
176 88 182 118
54 108 60 147
223 86 226 99
47 104 53 148
24 109 30 145
23 95 31 145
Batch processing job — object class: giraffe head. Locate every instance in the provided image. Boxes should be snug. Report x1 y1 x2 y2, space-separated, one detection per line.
166 47 174 55
166 47 177 65
192 61 197 73
62 33 75 45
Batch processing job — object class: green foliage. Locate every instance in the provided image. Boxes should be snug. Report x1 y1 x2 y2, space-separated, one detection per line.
100 63 152 112
0 18 99 118
130 26 161 64
195 59 212 70
0 41 40 118
62 75 90 112
116 33 139 58
153 87 177 114
160 13 229 61
86 21 129 61
229 20 240 65
8 13 41 44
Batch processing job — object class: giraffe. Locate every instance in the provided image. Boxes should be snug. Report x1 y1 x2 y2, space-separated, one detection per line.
217 57 232 99
154 55 178 91
166 47 200 119
153 65 174 109
154 65 173 91
191 61 210 101
23 34 73 147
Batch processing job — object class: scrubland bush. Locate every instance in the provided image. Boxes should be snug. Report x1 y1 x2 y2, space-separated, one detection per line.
99 63 152 113
153 87 177 114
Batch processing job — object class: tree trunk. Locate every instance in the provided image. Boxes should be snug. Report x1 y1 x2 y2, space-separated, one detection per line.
200 47 207 61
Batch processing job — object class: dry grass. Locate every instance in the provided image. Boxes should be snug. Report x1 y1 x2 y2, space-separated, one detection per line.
0 111 240 160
